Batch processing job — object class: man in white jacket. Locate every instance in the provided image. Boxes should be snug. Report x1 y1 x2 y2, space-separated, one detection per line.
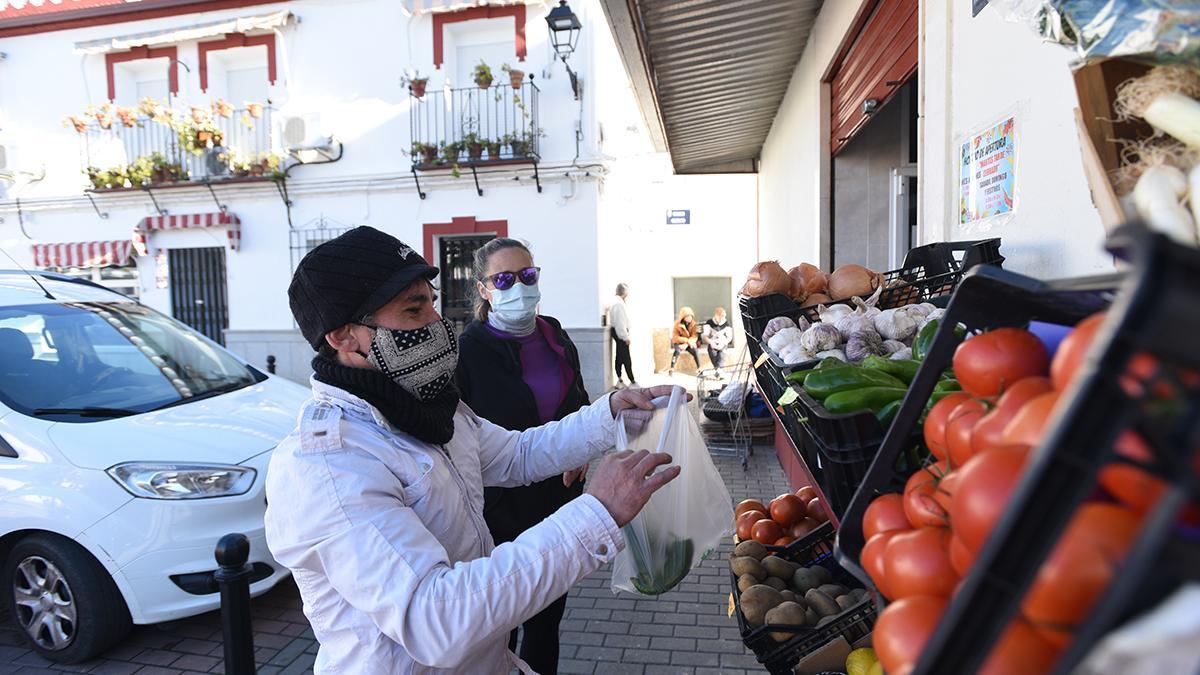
607 283 635 388
266 227 679 674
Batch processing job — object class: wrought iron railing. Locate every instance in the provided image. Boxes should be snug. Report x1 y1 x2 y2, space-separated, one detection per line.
75 106 280 190
409 81 541 169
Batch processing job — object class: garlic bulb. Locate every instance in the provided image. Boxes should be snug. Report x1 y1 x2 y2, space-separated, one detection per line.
846 329 886 362
816 303 854 323
917 308 946 331
815 349 847 362
890 347 913 360
800 323 841 353
762 316 798 342
779 344 812 365
835 311 875 341
874 307 919 342
793 314 812 333
767 326 804 353
907 303 937 318
881 339 907 355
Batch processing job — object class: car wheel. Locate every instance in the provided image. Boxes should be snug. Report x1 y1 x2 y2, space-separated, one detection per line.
4 533 131 663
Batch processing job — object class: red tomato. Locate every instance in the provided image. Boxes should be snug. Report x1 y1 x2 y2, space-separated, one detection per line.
796 485 818 503
999 391 1061 448
925 393 971 461
950 445 1031 553
735 510 767 541
735 499 768 520
933 470 960 516
864 493 910 540
873 595 948 675
751 518 784 545
1098 432 1165 515
883 527 959 599
769 494 807 527
1051 313 1104 390
946 399 988 468
971 376 1053 454
807 498 829 524
790 518 821 538
978 618 1064 675
904 461 952 529
862 531 899 599
1021 503 1140 631
774 536 796 547
948 533 975 577
953 328 1050 400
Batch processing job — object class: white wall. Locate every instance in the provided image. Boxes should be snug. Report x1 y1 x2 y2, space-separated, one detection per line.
920 3 1113 278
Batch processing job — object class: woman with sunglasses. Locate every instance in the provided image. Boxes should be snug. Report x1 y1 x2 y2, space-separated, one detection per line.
455 237 590 675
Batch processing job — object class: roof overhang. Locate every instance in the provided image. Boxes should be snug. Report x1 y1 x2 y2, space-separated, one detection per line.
598 0 823 174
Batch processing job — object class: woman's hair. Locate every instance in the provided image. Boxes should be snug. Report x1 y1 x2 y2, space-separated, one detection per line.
472 237 533 322
677 306 695 323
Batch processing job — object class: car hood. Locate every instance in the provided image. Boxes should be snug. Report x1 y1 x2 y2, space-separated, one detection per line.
47 375 311 470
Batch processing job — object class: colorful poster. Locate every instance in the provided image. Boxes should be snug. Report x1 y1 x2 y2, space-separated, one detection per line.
959 116 1016 225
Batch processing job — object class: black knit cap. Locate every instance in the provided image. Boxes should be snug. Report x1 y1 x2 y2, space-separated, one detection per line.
288 226 439 350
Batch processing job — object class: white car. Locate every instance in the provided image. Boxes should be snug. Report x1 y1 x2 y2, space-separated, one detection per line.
0 270 310 663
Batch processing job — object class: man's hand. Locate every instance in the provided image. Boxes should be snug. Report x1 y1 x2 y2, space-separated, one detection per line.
563 463 589 487
585 450 681 527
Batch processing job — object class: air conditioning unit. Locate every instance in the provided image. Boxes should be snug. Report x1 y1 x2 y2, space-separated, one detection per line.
280 113 339 162
0 145 8 172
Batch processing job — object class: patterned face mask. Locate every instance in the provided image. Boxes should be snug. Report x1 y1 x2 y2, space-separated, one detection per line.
360 317 459 401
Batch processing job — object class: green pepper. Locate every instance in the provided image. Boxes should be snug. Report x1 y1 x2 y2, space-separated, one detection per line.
822 387 908 414
784 367 817 384
817 357 847 370
802 367 907 400
875 399 902 426
934 379 961 393
912 320 939 360
628 537 695 596
860 355 921 384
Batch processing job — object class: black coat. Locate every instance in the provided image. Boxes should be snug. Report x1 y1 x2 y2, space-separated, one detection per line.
456 316 591 544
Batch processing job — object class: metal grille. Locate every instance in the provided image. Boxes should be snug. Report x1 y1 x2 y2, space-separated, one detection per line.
290 221 355 272
168 247 229 345
438 235 491 334
410 82 540 166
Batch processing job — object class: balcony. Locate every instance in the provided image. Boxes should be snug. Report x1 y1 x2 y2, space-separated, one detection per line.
69 101 282 192
409 80 542 174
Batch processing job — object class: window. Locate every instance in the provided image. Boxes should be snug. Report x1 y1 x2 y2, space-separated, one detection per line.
198 33 277 98
51 264 139 300
290 223 355 273
433 6 526 71
227 66 269 106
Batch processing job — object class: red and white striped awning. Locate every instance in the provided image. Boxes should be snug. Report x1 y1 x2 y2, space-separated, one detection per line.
133 212 241 256
32 240 134 269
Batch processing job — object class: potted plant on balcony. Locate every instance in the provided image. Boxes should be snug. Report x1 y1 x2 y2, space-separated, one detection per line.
213 99 235 118
441 141 462 165
473 60 494 89
410 141 438 166
245 102 265 119
64 115 89 133
88 104 114 130
501 63 525 89
116 106 139 128
138 97 164 119
462 132 485 162
401 71 429 98
486 138 502 160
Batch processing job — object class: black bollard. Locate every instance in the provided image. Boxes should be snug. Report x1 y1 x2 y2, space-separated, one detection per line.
215 533 256 675
266 355 276 374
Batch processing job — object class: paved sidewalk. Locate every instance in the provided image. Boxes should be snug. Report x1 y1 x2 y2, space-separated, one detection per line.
2 400 788 674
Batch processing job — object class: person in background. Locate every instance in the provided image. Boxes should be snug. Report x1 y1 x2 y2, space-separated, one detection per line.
608 283 635 388
702 307 734 372
456 237 590 675
669 306 702 374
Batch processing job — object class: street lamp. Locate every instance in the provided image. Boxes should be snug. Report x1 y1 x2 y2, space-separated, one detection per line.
545 0 582 99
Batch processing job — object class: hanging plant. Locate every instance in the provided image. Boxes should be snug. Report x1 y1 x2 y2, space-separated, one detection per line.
190 106 210 125
401 72 429 98
473 60 494 89
501 63 525 89
138 97 163 118
116 107 138 128
64 115 88 133
213 99 235 118
245 102 264 118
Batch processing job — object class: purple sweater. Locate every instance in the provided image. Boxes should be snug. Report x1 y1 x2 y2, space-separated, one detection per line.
485 318 573 423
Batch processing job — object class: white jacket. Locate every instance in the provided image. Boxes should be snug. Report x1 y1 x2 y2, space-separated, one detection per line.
264 378 624 674
608 296 630 341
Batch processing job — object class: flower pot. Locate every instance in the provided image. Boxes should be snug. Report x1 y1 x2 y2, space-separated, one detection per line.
250 165 265 177
508 71 525 89
467 143 484 162
247 104 264 119
486 143 501 160
475 74 493 89
420 147 438 165
411 79 428 98
510 141 530 157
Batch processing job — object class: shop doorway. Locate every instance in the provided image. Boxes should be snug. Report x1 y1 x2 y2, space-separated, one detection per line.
437 234 492 333
168 247 229 345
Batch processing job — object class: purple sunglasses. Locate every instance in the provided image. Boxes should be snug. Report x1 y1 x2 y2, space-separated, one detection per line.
486 266 541 290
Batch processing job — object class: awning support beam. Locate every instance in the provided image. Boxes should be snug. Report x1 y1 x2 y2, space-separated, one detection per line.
85 192 110 220
142 184 168 216
203 179 228 214
411 167 426 200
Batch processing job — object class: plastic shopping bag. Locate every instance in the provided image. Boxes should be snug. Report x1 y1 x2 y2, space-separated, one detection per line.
611 386 735 596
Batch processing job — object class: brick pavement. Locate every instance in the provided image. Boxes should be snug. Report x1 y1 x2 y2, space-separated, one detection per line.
3 416 789 674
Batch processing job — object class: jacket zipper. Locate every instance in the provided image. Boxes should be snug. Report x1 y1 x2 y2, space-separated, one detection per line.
439 444 487 555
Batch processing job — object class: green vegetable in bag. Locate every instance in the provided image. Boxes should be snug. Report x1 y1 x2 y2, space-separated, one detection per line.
625 531 695 596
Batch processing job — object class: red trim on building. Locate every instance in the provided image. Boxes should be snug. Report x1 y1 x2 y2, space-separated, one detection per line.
0 0 283 39
105 45 180 101
0 0 124 19
197 32 277 92
422 216 507 262
432 5 526 70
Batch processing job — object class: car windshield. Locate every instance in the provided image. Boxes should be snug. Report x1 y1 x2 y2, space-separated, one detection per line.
0 300 262 422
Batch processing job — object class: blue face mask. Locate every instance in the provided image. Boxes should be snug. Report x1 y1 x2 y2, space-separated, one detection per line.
487 282 541 336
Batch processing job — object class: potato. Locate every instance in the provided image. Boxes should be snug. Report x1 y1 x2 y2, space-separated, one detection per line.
791 567 822 593
818 583 848 598
836 594 856 611
739 585 784 627
730 556 767 581
762 555 799 580
804 607 819 626
779 590 796 603
734 540 768 561
765 601 808 642
810 565 834 585
805 589 841 618
764 576 788 591
816 615 837 627
851 588 869 603
737 573 758 593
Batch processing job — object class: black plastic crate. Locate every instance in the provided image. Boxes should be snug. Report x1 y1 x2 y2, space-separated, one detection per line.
907 226 1200 675
902 237 1004 277
792 387 889 455
731 522 877 674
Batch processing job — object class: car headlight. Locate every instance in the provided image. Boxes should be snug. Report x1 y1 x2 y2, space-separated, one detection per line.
106 463 257 499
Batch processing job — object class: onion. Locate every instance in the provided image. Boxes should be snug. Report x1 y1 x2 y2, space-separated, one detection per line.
804 292 833 307
787 263 827 303
827 264 884 301
740 261 792 297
